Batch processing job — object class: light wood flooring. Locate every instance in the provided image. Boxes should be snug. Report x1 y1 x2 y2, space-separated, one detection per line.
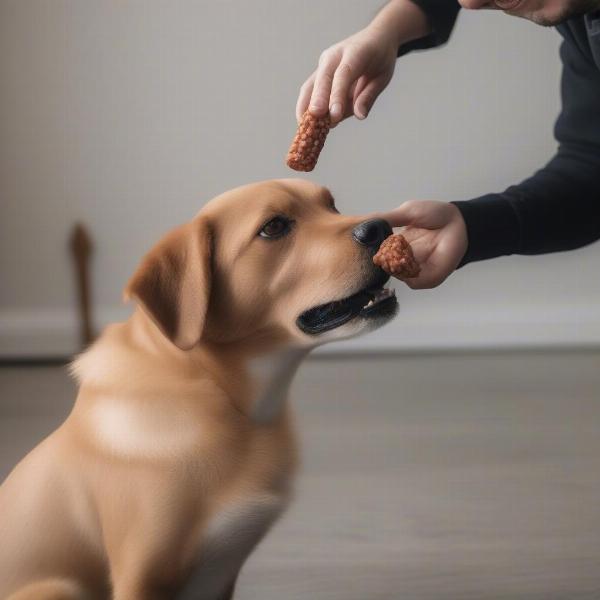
1 351 599 599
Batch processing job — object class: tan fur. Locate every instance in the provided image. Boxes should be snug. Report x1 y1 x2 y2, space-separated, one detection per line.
0 179 395 600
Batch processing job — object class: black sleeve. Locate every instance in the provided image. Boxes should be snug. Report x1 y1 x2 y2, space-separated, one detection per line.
452 29 600 266
398 0 461 56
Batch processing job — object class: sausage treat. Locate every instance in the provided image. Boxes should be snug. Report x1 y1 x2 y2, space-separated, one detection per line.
286 111 331 172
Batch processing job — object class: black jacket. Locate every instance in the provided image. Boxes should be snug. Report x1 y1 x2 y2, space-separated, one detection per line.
400 1 600 266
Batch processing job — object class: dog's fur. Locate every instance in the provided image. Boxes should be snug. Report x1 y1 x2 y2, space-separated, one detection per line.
0 179 396 600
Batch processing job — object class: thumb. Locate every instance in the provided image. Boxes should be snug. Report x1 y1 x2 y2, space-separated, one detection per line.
382 200 449 230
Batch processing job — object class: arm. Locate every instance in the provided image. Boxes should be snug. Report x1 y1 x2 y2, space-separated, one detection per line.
398 0 461 56
453 32 600 265
384 30 600 288
296 0 461 125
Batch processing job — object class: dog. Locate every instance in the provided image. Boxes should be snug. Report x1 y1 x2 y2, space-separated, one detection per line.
0 179 397 600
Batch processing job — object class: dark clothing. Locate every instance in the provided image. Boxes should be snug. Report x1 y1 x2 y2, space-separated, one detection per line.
399 1 600 266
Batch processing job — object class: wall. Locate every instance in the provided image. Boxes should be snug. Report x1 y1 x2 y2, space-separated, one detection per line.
1 0 598 357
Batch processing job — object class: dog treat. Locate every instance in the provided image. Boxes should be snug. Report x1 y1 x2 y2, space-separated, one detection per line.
286 111 331 172
373 234 421 279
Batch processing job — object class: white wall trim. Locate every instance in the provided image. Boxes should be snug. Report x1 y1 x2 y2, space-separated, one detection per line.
0 306 131 359
1 304 599 359
328 304 600 353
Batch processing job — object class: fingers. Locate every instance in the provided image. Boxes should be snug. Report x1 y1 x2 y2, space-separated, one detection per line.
352 75 368 102
296 72 316 123
298 36 386 125
395 242 453 289
382 201 426 228
309 48 342 118
330 80 359 127
329 54 365 123
406 244 461 289
401 265 448 290
353 75 387 120
298 63 362 126
383 200 453 229
394 218 468 290
302 46 370 125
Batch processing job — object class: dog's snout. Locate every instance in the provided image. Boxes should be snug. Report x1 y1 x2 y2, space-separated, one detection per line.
352 219 392 249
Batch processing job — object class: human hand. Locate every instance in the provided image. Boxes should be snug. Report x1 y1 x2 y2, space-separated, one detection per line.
296 28 397 125
295 0 430 125
381 200 468 289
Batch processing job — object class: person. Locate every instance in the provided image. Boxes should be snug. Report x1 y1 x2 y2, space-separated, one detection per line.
296 0 600 289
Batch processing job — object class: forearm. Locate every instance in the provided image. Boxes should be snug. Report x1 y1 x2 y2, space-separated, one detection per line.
397 0 461 55
368 0 432 49
454 23 600 266
453 150 600 265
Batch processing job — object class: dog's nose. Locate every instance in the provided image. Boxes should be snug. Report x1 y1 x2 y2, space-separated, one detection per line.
352 219 392 249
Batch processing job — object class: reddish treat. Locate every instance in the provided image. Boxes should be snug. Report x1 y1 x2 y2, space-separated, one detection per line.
286 111 331 172
373 234 421 279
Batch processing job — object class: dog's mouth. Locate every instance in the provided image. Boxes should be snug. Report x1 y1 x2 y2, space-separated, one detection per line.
297 272 398 335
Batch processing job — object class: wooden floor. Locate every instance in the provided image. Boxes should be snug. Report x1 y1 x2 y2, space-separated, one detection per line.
1 351 600 599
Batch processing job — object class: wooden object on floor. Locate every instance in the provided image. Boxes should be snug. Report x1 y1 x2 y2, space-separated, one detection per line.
69 222 94 348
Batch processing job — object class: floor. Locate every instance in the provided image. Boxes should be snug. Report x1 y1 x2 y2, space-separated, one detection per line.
1 351 600 599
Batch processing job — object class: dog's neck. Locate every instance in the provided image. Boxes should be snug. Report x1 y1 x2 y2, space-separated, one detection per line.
195 337 308 424
73 310 309 424
246 348 307 423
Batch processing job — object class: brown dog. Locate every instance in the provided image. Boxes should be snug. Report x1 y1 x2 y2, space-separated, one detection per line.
0 179 397 600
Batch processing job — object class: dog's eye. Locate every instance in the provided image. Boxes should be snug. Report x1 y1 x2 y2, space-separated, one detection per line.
258 216 292 239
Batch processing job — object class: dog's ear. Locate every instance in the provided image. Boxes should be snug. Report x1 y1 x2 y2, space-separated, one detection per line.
124 217 212 350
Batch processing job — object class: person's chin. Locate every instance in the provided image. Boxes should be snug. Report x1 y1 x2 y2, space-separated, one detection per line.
510 0 600 26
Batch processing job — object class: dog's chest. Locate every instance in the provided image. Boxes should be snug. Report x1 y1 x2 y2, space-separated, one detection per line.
177 493 287 600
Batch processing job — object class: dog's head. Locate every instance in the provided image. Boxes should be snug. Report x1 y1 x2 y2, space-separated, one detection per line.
125 179 398 351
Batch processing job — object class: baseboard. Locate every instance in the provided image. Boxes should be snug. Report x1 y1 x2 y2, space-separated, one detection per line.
0 306 132 359
1 304 599 359
327 304 600 353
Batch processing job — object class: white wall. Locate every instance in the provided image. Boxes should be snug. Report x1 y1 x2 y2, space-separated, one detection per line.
1 0 598 357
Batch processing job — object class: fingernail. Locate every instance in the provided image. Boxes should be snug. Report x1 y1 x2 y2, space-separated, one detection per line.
330 103 342 120
356 105 368 120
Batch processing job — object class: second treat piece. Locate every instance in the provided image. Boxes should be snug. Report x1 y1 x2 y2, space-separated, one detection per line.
373 234 421 279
